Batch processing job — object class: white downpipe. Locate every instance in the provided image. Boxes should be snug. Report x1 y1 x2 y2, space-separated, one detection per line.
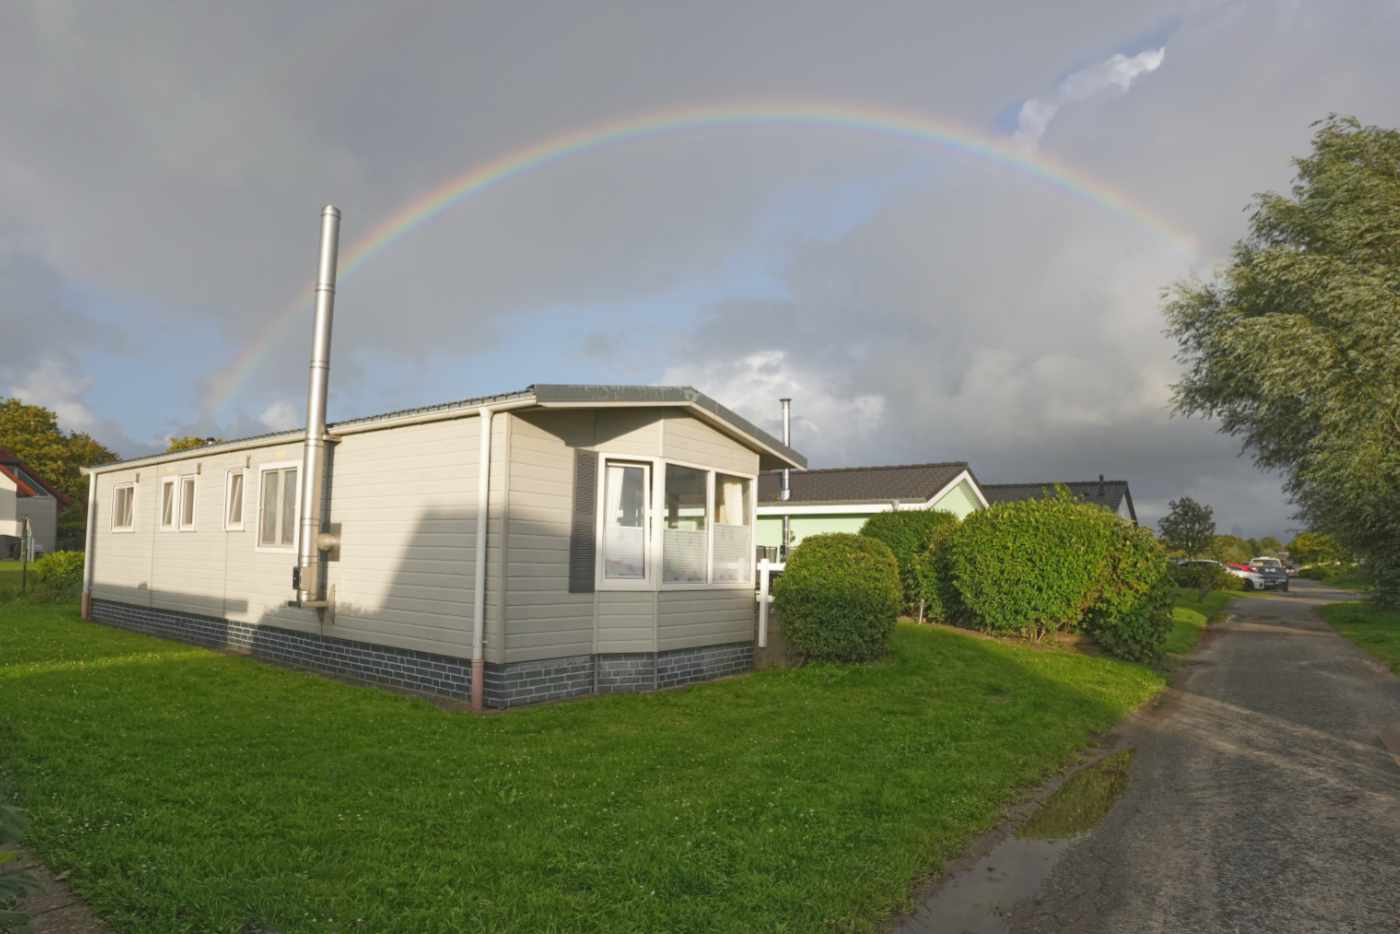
80 472 98 619
471 406 493 712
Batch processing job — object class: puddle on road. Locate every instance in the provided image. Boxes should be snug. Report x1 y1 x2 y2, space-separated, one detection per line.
897 751 1134 934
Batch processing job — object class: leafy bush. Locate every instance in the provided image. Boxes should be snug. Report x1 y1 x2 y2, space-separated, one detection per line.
1081 524 1174 663
773 533 901 662
912 519 961 622
1168 561 1236 594
859 510 959 618
27 550 84 600
942 494 1116 639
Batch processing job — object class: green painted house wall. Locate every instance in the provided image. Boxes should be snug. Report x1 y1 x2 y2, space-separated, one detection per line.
758 478 985 550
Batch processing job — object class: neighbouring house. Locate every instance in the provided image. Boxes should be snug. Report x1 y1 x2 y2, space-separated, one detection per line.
756 462 987 552
980 475 1138 524
0 447 67 557
80 385 805 708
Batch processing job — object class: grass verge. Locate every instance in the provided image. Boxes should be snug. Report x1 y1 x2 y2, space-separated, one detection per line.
1164 588 1233 657
1 604 1163 933
1319 602 1400 674
0 561 22 598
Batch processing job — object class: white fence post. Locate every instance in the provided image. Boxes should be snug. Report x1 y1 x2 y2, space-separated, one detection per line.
757 559 771 648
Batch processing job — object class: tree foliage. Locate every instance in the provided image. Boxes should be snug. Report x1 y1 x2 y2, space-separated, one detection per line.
1163 116 1400 605
1288 530 1349 566
166 436 221 453
1158 496 1216 556
0 398 119 545
1211 535 1252 565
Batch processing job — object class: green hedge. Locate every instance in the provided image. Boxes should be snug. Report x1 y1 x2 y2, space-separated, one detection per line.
1168 561 1240 594
913 519 961 622
773 533 901 662
942 495 1115 639
942 493 1175 661
1081 524 1174 663
28 551 84 600
859 510 959 618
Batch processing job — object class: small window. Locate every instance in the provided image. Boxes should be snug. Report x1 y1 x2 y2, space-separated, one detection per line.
712 473 751 583
112 484 135 531
663 464 708 583
225 470 245 531
602 461 648 581
257 465 299 550
178 476 197 530
159 478 177 530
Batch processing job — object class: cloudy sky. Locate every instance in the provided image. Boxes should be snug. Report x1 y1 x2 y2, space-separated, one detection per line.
3 0 1398 538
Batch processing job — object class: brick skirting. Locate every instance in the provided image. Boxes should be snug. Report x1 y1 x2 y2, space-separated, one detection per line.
89 599 752 709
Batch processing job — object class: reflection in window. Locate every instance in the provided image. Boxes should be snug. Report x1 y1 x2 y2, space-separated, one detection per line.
664 464 707 583
603 462 648 580
713 473 750 582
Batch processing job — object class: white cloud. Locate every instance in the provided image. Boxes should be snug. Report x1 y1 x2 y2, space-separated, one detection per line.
662 350 886 463
5 356 98 434
258 399 301 433
1013 46 1166 147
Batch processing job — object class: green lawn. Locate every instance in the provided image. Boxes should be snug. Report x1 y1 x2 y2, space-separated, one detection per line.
1319 602 1400 674
0 561 21 597
1164 588 1234 656
0 601 1164 933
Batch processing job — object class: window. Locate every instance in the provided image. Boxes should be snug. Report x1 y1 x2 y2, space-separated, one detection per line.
663 464 708 583
225 470 245 531
160 478 177 530
712 473 751 583
591 456 755 591
257 464 299 550
602 461 648 581
112 484 135 532
179 476 197 530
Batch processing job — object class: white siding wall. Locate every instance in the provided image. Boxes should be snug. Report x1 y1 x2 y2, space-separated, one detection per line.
0 471 16 538
503 408 760 664
89 418 483 659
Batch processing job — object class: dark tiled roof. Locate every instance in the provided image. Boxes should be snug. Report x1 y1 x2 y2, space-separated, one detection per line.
758 462 971 505
981 480 1135 521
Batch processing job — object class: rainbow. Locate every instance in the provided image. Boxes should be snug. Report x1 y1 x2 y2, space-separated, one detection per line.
205 100 1195 412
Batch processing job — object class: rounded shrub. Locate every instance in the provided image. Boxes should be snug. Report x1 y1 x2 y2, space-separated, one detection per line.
942 494 1116 639
1167 561 1236 594
773 533 901 662
860 510 959 617
28 550 84 600
1081 524 1174 662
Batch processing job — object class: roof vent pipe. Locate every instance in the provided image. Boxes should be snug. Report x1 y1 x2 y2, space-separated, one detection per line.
294 205 341 604
1098 473 1105 497
780 398 792 558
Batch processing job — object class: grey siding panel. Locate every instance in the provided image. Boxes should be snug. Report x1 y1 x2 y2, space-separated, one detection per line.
569 450 597 593
662 413 760 476
597 590 656 654
657 589 755 651
15 496 57 552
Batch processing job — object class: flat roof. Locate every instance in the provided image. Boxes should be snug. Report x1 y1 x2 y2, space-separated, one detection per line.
83 384 806 475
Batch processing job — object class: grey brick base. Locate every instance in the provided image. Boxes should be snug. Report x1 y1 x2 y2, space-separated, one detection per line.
90 599 471 698
90 599 753 709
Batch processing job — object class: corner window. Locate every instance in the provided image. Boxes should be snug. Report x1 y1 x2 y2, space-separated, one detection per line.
257 464 299 550
663 464 708 583
602 461 648 581
178 476 197 530
160 478 177 531
225 470 245 531
112 484 135 532
712 473 751 583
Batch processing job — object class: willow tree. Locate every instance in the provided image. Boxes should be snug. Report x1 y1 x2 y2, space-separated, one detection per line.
1163 116 1400 605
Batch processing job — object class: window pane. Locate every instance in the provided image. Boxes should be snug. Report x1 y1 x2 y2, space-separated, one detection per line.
279 468 297 546
181 478 196 527
713 474 750 583
663 465 708 583
603 463 647 579
259 471 279 545
227 473 243 526
115 488 132 528
161 482 174 527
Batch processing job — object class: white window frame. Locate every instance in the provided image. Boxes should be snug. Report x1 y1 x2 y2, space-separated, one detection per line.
224 468 246 532
254 460 301 554
594 458 654 592
594 454 756 593
111 482 136 533
177 474 198 531
159 477 178 532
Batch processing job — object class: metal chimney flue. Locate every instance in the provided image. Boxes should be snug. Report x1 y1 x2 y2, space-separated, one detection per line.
780 398 792 558
295 205 341 604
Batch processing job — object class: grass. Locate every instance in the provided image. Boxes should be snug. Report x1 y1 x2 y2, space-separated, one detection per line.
1018 749 1134 840
1164 588 1234 657
0 561 22 598
0 602 1164 933
1319 602 1400 674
